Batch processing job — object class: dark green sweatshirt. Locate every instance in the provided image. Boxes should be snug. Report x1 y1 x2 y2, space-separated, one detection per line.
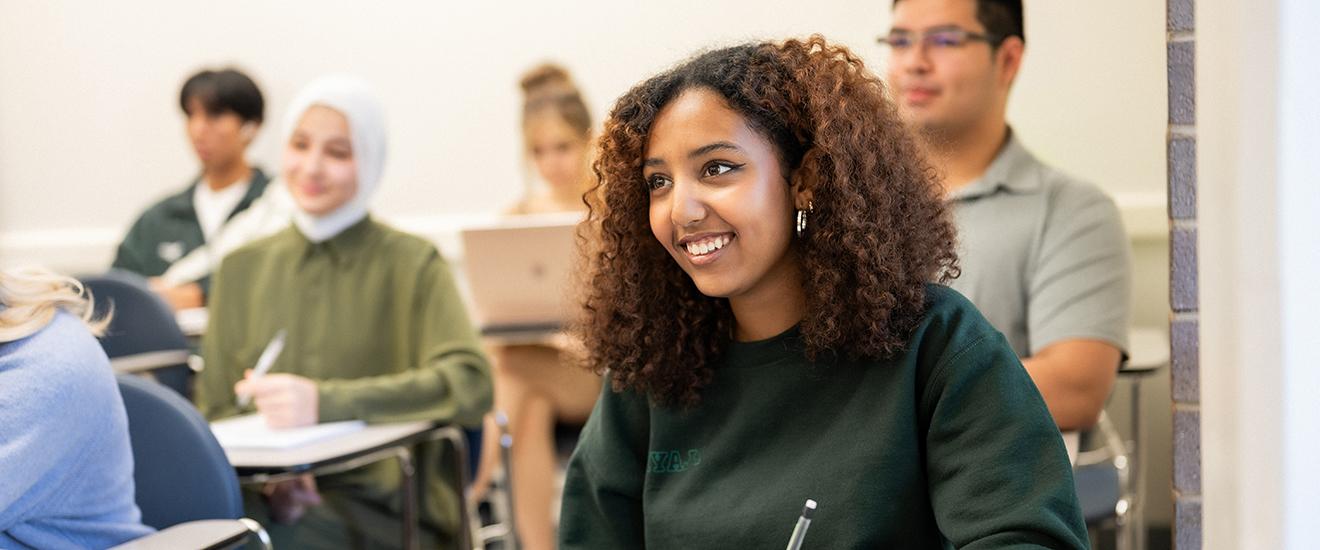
559 285 1088 549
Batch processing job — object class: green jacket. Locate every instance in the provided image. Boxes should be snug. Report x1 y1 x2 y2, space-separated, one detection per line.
111 168 269 294
196 217 493 549
560 285 1088 549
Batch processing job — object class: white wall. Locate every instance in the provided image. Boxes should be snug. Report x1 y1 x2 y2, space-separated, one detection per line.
1 0 1166 271
0 0 885 268
1200 0 1320 547
1009 1 1169 225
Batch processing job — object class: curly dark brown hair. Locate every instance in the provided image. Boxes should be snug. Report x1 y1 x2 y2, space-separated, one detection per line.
575 35 959 407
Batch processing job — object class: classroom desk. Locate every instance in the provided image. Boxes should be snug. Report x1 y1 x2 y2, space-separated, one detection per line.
109 350 192 374
1125 327 1170 373
479 323 564 347
1063 431 1081 465
109 519 267 550
223 421 469 550
175 307 209 337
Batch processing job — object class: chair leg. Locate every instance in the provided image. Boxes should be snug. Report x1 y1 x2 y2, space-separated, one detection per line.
1114 504 1132 550
395 447 419 550
429 427 476 550
1128 382 1146 550
492 411 520 549
476 464 517 547
471 411 520 549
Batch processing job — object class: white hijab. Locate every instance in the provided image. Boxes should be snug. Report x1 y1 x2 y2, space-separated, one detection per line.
283 75 388 243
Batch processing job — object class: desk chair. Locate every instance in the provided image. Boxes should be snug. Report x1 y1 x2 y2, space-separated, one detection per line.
468 415 584 550
82 271 193 398
470 414 518 550
1075 412 1133 545
111 374 270 550
1074 328 1168 550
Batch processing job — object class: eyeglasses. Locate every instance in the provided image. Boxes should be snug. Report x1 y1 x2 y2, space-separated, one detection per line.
877 27 1001 50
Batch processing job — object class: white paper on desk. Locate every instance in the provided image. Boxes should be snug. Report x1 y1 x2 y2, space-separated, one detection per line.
175 307 209 336
211 414 366 449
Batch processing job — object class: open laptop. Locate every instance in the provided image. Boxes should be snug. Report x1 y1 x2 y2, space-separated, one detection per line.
459 213 584 340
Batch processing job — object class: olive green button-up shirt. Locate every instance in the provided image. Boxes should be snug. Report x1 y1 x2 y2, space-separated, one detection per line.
197 216 492 548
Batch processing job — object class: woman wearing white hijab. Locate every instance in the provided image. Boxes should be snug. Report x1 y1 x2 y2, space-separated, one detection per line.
195 76 492 549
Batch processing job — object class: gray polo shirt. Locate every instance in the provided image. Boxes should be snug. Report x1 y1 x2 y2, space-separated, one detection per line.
946 132 1131 358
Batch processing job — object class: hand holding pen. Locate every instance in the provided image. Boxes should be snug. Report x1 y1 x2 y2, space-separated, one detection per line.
231 329 320 428
235 329 286 408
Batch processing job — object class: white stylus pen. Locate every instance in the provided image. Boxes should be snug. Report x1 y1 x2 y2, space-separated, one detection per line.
785 498 817 550
237 329 286 407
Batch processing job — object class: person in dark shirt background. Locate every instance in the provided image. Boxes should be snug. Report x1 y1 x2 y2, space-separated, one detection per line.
112 67 270 310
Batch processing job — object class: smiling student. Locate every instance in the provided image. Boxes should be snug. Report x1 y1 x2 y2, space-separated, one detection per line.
194 76 492 550
558 37 1087 548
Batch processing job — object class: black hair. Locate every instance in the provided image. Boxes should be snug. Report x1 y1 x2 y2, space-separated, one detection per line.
619 44 809 175
893 0 1024 45
179 68 265 124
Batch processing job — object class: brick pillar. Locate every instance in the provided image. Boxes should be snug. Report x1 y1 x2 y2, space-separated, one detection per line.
1167 0 1200 547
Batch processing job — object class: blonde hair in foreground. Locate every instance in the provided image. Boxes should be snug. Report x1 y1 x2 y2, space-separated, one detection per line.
0 267 109 343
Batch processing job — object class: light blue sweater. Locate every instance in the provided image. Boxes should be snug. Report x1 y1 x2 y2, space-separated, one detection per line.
1 310 154 549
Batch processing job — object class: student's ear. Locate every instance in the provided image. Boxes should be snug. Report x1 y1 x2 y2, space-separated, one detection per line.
240 123 258 141
996 36 1025 90
789 168 815 211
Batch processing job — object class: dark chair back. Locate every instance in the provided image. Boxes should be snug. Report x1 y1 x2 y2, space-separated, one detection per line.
84 271 192 398
116 374 244 530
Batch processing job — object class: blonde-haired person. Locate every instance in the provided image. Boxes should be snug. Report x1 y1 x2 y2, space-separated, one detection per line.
510 63 597 214
1 267 154 548
469 63 603 550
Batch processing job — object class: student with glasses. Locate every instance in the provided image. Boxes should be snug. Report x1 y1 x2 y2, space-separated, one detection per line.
882 0 1131 440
